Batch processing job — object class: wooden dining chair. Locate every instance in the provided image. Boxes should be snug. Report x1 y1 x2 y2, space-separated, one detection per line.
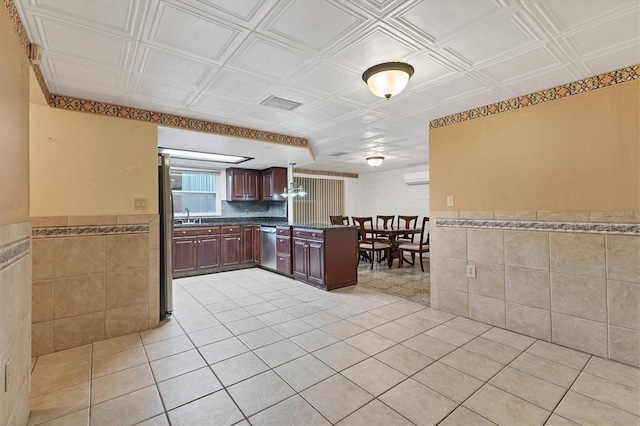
352 216 391 269
329 215 349 225
397 215 418 243
398 217 429 272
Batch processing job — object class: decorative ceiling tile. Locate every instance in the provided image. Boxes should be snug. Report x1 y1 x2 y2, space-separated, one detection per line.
37 18 129 67
148 3 240 61
332 26 419 70
481 46 560 82
446 16 537 65
137 46 213 87
49 57 122 92
192 93 250 116
265 0 365 52
32 0 135 33
530 0 636 33
206 70 274 101
564 9 640 56
229 36 313 81
304 101 360 121
584 45 640 75
291 62 359 96
397 0 501 42
133 78 193 104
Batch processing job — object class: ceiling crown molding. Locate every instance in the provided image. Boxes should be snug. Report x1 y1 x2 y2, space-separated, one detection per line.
430 64 639 129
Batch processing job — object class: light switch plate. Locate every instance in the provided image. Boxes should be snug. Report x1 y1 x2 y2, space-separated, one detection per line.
466 265 476 278
447 195 454 207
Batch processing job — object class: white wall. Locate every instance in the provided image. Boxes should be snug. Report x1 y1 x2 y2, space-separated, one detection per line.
358 165 430 220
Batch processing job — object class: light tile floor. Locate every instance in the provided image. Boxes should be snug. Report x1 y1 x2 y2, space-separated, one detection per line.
29 267 640 425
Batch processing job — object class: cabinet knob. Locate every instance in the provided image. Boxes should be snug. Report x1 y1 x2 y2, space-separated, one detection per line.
182 231 186 234
208 230 211 233
238 238 241 241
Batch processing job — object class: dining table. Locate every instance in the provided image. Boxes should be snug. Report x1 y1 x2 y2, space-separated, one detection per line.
370 226 422 267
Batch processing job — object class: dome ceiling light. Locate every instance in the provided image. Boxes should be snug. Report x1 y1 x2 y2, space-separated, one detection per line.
366 156 384 167
362 62 414 99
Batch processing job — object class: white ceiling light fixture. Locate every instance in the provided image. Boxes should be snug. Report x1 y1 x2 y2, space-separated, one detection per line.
281 183 307 198
158 148 251 164
362 62 414 99
366 156 384 167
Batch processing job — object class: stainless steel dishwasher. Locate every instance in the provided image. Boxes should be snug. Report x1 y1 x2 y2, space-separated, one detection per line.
259 226 277 270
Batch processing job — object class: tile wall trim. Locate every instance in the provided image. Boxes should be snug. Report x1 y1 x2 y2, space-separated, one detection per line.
32 225 149 238
430 64 639 129
0 237 30 272
294 168 359 178
436 218 639 236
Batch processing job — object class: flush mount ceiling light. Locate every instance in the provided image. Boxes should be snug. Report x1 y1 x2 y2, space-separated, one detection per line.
362 62 414 99
158 148 251 164
366 156 385 167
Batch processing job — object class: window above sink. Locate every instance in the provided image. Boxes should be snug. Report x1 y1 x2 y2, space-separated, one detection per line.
171 168 221 217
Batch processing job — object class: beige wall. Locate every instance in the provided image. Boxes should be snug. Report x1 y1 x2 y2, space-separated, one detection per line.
430 81 640 212
429 80 640 366
0 3 32 424
30 103 158 217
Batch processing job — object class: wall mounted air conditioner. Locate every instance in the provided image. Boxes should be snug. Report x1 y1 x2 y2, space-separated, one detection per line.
403 171 429 185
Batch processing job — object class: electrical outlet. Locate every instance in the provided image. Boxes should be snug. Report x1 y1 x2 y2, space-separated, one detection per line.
466 265 476 278
447 195 455 207
4 358 11 392
245 209 249 214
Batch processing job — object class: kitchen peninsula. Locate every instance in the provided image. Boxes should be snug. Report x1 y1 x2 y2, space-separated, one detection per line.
172 219 358 291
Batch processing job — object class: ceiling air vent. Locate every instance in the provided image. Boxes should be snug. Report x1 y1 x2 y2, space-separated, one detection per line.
260 95 302 111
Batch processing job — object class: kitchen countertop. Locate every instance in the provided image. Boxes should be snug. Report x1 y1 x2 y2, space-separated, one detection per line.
174 217 355 230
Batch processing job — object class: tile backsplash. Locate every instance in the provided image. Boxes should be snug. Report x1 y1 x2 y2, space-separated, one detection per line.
431 210 640 367
221 200 287 218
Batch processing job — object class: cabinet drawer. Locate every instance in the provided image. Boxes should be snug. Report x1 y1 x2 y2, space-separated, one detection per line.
174 227 220 237
292 228 323 240
276 226 291 236
220 225 241 235
277 255 291 274
276 236 290 255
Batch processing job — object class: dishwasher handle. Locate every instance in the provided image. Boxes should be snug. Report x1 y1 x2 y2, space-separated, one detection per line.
260 227 276 233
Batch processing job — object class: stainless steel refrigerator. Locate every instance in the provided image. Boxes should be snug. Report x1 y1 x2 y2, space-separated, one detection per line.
158 153 173 319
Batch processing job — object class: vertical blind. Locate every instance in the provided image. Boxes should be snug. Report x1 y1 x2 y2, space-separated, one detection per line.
293 177 344 224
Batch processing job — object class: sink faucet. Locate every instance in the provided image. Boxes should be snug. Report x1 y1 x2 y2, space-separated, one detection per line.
184 208 190 222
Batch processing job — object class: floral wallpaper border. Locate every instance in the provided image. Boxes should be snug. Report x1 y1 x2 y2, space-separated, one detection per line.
436 218 639 236
430 64 639 129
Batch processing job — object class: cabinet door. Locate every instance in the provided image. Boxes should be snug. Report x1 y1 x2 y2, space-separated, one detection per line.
232 172 246 200
221 234 241 266
307 240 325 286
292 238 307 281
252 226 260 263
198 235 220 269
173 236 197 273
241 226 254 263
245 170 260 200
261 172 273 201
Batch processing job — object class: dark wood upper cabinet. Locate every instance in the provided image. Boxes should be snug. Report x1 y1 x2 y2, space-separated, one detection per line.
227 168 260 201
261 167 287 201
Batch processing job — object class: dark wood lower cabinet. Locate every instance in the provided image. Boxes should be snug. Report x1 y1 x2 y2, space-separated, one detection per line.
173 225 258 277
221 233 241 266
173 236 197 273
173 224 357 291
197 234 220 269
292 227 357 290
